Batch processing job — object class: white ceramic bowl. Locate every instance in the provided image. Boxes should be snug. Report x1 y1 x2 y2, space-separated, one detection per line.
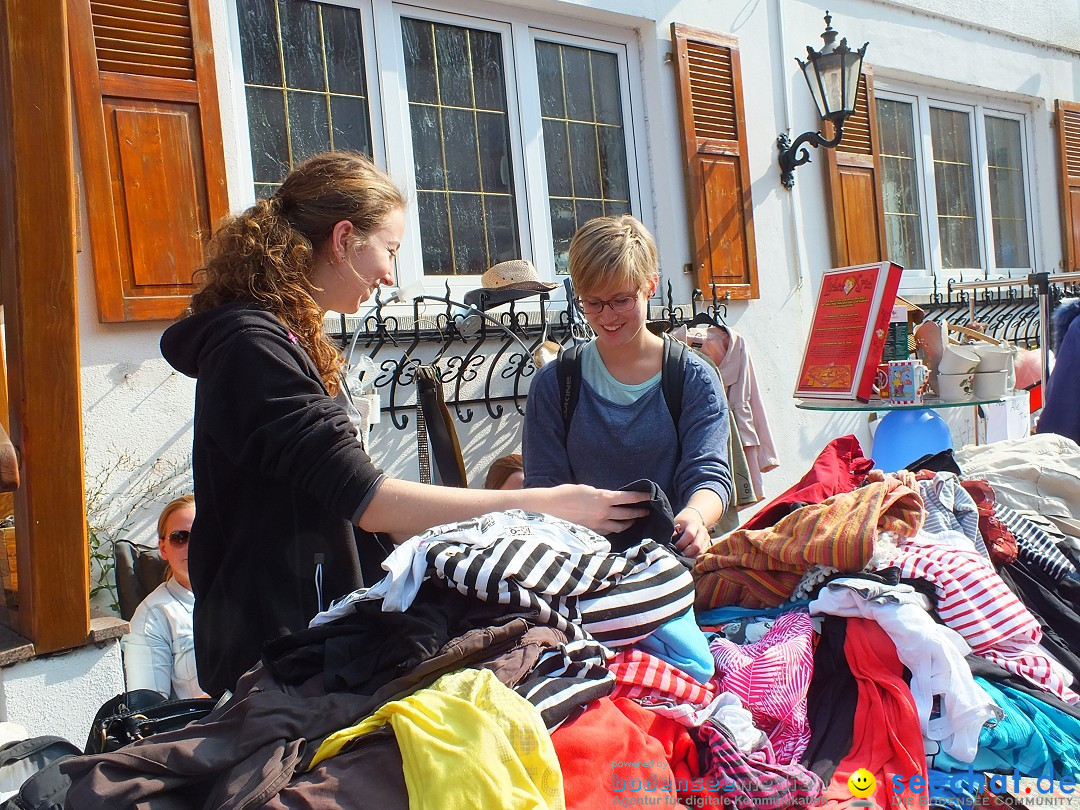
936 372 975 402
937 344 981 375
971 343 1012 373
974 370 1009 399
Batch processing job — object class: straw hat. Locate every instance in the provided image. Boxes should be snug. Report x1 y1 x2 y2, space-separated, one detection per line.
480 259 558 293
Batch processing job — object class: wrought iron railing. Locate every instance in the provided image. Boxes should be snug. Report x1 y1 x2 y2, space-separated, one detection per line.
327 281 731 430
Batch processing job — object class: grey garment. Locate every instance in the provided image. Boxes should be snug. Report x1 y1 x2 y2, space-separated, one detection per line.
717 408 756 536
918 473 987 557
63 618 537 809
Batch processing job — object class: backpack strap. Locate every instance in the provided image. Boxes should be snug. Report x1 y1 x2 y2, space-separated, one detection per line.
661 335 689 435
556 343 585 445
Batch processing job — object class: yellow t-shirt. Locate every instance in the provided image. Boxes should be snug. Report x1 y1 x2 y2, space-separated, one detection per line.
310 667 564 809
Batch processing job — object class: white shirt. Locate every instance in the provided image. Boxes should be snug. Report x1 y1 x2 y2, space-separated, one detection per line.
122 577 204 699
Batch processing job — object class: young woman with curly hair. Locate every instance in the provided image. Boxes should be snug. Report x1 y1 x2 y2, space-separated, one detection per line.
161 152 647 696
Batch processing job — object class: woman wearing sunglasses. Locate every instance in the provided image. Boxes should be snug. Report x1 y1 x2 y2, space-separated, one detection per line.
160 152 648 697
121 495 207 699
522 215 733 558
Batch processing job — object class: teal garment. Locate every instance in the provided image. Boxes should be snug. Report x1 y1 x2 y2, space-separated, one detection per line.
581 341 661 405
637 607 715 683
933 677 1080 779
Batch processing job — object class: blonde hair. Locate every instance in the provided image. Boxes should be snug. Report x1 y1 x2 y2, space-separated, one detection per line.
157 494 194 581
190 152 406 395
157 494 195 541
568 215 659 299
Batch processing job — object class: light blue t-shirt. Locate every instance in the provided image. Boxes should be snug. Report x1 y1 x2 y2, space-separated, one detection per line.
581 341 661 405
523 337 733 512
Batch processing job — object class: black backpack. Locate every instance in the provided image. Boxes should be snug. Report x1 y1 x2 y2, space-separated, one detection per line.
0 736 81 810
556 335 691 449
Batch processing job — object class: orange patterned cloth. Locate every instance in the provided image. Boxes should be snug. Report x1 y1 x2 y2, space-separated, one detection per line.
694 479 924 610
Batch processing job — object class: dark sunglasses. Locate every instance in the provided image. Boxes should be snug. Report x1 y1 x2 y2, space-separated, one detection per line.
166 530 190 546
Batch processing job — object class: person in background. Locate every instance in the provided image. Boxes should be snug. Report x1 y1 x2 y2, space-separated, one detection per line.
484 453 525 490
1037 298 1080 444
122 494 207 699
522 215 733 557
160 152 648 696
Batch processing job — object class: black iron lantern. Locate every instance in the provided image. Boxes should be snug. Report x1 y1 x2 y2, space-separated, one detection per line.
777 12 868 189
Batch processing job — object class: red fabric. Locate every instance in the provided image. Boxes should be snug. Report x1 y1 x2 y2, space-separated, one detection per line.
742 435 873 531
960 479 1018 565
608 648 715 708
824 618 927 810
551 697 678 809
612 698 707 805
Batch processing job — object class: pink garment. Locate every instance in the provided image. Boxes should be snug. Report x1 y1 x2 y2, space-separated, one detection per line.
708 612 815 764
888 537 1078 703
673 324 778 499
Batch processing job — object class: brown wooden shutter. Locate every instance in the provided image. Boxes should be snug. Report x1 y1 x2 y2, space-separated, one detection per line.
1056 100 1080 272
671 24 758 300
823 67 887 267
68 0 228 322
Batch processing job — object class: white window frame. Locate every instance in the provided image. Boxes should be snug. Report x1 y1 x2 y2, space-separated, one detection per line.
875 81 1038 297
224 0 650 307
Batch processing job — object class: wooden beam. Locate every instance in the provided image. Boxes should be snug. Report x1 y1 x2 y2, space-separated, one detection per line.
0 0 90 652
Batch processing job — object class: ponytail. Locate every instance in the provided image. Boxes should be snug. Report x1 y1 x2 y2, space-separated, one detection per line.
189 152 405 394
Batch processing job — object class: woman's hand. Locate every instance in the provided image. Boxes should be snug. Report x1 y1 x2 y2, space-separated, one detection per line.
540 485 650 534
672 507 712 557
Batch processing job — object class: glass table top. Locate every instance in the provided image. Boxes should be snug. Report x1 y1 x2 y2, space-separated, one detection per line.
795 395 1008 412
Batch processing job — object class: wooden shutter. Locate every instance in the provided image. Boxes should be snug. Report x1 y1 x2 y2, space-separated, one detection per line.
1056 100 1080 272
671 24 758 300
68 0 228 322
823 67 887 267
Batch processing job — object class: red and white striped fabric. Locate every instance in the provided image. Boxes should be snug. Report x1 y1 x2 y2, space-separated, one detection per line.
889 540 1078 703
608 648 715 708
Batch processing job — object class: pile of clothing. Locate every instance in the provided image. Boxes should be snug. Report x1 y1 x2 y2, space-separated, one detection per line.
696 432 1080 808
60 435 1080 809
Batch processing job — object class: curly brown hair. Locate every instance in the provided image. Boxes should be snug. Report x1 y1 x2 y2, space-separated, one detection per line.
190 152 405 394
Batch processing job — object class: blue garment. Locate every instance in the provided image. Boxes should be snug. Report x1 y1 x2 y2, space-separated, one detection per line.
1038 300 1080 446
637 607 715 683
696 602 813 626
523 337 732 513
932 677 1080 779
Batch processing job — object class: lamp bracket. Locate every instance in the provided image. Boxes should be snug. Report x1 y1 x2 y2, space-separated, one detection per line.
776 123 845 190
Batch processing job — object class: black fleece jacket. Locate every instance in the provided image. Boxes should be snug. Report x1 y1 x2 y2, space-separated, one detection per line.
161 303 386 695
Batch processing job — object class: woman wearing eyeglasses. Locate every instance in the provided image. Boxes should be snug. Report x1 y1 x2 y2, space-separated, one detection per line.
121 495 208 699
522 215 733 558
160 152 648 696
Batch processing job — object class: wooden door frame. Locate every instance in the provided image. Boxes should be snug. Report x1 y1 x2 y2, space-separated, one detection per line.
0 0 90 652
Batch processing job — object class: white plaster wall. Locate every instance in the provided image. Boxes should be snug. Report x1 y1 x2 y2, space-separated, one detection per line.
0 641 125 747
74 0 1080 532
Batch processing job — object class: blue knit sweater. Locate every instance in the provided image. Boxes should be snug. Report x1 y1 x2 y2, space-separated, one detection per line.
522 342 733 512
1038 299 1080 445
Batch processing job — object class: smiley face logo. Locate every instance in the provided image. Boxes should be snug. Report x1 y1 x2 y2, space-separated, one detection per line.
848 769 876 799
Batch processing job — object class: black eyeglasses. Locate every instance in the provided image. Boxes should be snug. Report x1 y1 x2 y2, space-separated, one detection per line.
166 530 190 546
574 293 639 315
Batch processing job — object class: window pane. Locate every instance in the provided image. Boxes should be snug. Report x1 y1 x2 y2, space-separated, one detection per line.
930 107 980 270
537 42 631 273
875 98 925 271
246 86 289 195
237 0 373 194
236 0 281 86
985 116 1030 269
402 18 520 276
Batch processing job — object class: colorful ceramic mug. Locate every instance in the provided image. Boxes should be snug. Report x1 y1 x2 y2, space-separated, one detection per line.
874 360 929 404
